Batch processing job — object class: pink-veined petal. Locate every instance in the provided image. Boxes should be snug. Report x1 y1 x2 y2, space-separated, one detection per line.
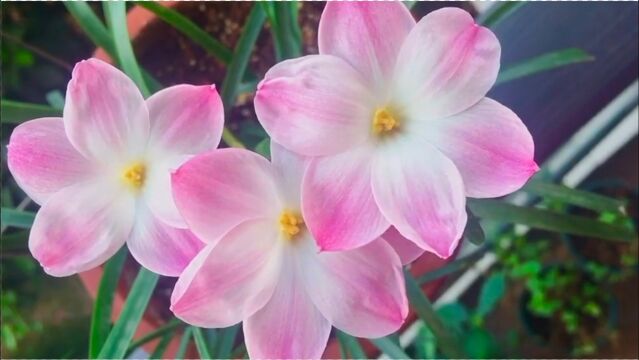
319 1 415 90
255 55 373 157
64 58 149 160
270 141 307 208
302 146 389 251
394 7 500 120
28 180 134 277
128 203 204 277
302 236 407 338
244 254 331 359
171 149 280 244
146 84 223 156
383 226 426 265
371 139 467 258
170 219 282 328
7 117 95 205
426 98 538 198
144 154 191 228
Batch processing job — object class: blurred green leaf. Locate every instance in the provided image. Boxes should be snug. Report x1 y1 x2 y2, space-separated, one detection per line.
192 327 213 359
524 180 626 214
150 331 173 359
1 100 60 124
405 270 466 358
125 318 182 357
336 330 366 359
103 2 150 96
97 268 159 359
371 336 409 359
496 48 594 85
476 271 506 317
0 208 35 229
175 327 193 360
263 2 301 61
254 138 271 158
464 328 497 359
437 302 469 330
468 199 635 242
64 1 116 55
476 2 525 28
214 324 239 359
404 1 417 10
136 2 233 64
418 247 489 285
464 211 485 245
89 247 127 358
45 91 66 110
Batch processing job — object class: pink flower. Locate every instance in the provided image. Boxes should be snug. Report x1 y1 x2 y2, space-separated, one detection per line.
6 58 225 276
170 143 408 359
254 4 538 258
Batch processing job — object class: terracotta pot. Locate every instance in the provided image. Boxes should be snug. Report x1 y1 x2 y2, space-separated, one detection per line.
80 3 461 358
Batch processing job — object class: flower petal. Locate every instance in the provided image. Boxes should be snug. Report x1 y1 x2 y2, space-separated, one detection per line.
244 255 331 359
171 149 280 244
170 219 281 328
383 226 426 265
255 55 373 156
302 236 407 338
302 146 389 251
270 141 307 208
29 180 134 277
371 139 467 258
7 117 95 205
319 1 415 90
426 98 538 198
146 84 223 156
128 203 204 277
393 7 500 120
144 154 191 228
64 58 149 159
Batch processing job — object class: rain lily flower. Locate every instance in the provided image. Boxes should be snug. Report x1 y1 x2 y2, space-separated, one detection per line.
254 4 538 258
7 58 225 276
170 144 408 358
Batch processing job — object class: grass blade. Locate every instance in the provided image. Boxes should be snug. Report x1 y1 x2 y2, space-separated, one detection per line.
336 330 366 359
468 199 635 242
215 324 240 359
64 1 115 55
1 100 60 124
405 270 466 358
103 2 150 96
496 48 594 85
371 336 410 359
476 2 525 28
89 247 128 358
523 180 627 213
417 246 490 285
149 331 173 359
263 2 301 60
135 2 232 64
0 208 35 229
97 268 159 359
125 318 182 356
175 327 193 360
192 327 213 359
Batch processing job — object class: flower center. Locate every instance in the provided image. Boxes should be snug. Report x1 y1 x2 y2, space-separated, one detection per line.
279 210 304 241
372 107 400 135
121 162 146 190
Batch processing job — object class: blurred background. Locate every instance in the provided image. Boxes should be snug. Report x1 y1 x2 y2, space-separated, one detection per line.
1 2 637 359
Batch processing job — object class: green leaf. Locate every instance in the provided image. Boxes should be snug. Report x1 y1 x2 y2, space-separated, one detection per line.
464 210 485 245
476 2 525 28
125 318 182 356
97 268 159 359
336 330 366 359
464 328 497 359
254 138 271 158
135 2 232 64
175 327 193 360
437 302 469 330
468 199 636 242
476 271 506 317
405 270 466 358
263 2 301 61
496 48 594 85
64 1 116 55
403 1 417 10
215 324 239 359
89 247 127 358
1 100 60 124
192 327 213 359
103 2 150 96
417 247 489 285
0 208 35 229
523 180 626 214
371 336 409 359
149 331 173 359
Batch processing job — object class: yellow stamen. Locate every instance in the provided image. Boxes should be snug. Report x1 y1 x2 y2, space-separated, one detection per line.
279 210 304 241
372 107 400 135
122 162 146 190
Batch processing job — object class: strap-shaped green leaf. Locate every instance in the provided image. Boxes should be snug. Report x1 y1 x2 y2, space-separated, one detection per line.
523 180 627 213
0 208 35 229
1 100 60 124
336 330 366 359
371 336 410 359
192 327 213 359
496 48 594 85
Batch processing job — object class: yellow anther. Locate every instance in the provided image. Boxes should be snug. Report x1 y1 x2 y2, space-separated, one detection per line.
372 107 400 135
122 162 146 190
279 210 304 241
